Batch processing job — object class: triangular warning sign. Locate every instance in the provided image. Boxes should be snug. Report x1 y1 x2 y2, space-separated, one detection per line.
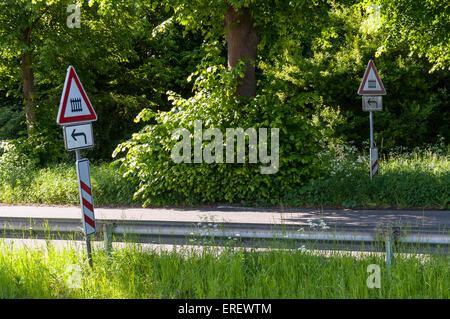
358 60 386 95
57 66 97 125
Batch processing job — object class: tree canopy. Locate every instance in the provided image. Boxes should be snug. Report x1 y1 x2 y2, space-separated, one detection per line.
375 0 449 72
0 0 448 165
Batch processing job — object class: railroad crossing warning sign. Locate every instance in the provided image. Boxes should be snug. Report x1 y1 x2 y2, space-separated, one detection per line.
57 66 97 125
358 60 386 95
76 159 96 236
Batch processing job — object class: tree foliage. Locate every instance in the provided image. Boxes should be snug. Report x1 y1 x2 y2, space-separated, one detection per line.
0 0 204 162
0 0 448 205
374 0 449 72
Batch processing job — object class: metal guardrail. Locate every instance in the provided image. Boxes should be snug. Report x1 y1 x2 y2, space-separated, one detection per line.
0 216 448 266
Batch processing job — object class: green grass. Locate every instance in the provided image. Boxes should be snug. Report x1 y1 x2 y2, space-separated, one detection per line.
0 162 141 207
0 240 448 299
278 145 450 209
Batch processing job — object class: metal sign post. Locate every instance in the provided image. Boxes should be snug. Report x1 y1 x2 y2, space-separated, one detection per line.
358 60 386 179
57 65 98 267
369 111 373 149
368 112 379 179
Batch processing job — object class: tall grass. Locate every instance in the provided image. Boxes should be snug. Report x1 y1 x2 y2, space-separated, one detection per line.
0 162 141 207
0 240 448 299
279 144 450 209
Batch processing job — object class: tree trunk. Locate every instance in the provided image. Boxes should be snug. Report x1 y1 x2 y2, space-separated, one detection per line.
20 27 36 133
224 3 258 98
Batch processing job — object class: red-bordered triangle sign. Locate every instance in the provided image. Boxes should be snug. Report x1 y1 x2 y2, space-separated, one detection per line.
358 60 386 95
57 66 97 125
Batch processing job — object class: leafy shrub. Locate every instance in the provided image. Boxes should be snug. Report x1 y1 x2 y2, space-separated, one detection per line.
0 99 26 140
2 126 68 168
0 140 37 189
114 63 341 206
91 162 141 206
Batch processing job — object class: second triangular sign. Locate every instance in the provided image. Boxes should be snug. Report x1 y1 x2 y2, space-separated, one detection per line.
358 60 386 95
57 66 97 125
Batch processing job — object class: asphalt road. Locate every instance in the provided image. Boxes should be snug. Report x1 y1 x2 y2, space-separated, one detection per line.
0 205 448 230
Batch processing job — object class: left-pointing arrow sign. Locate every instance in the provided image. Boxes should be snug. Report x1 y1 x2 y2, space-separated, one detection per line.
71 129 87 144
64 123 94 151
367 97 378 107
362 95 382 112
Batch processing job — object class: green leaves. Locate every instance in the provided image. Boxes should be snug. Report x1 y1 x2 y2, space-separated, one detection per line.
115 63 335 206
372 0 450 71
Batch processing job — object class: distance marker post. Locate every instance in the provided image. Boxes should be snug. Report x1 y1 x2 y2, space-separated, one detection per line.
75 150 95 268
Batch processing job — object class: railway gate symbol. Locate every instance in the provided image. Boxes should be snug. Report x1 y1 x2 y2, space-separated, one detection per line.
70 97 83 112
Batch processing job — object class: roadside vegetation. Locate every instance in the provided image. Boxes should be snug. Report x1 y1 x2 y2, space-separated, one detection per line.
277 142 450 209
1 1 448 210
0 240 448 299
1 140 448 209
0 0 448 303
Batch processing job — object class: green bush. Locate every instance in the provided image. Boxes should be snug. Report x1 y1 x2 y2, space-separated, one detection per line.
114 63 341 206
0 141 37 188
0 98 26 140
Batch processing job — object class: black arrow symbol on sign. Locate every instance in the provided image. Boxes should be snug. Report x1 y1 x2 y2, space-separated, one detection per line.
368 98 378 107
71 129 87 144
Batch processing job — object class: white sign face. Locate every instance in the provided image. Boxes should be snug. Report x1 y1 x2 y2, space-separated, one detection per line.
57 66 97 125
63 78 92 118
64 123 94 151
362 95 382 111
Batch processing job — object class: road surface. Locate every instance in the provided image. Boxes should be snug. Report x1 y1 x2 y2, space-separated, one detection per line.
0 205 448 230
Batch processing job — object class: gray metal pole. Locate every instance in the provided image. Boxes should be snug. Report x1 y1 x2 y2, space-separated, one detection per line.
369 111 374 149
76 149 93 268
385 236 392 269
103 223 113 256
86 236 93 268
75 149 81 161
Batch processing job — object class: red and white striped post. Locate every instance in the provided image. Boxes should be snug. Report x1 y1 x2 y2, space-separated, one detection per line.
76 150 95 267
370 147 379 179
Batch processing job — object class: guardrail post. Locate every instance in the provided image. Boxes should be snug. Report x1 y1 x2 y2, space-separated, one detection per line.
385 234 393 269
103 223 113 256
385 227 400 269
85 235 93 268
